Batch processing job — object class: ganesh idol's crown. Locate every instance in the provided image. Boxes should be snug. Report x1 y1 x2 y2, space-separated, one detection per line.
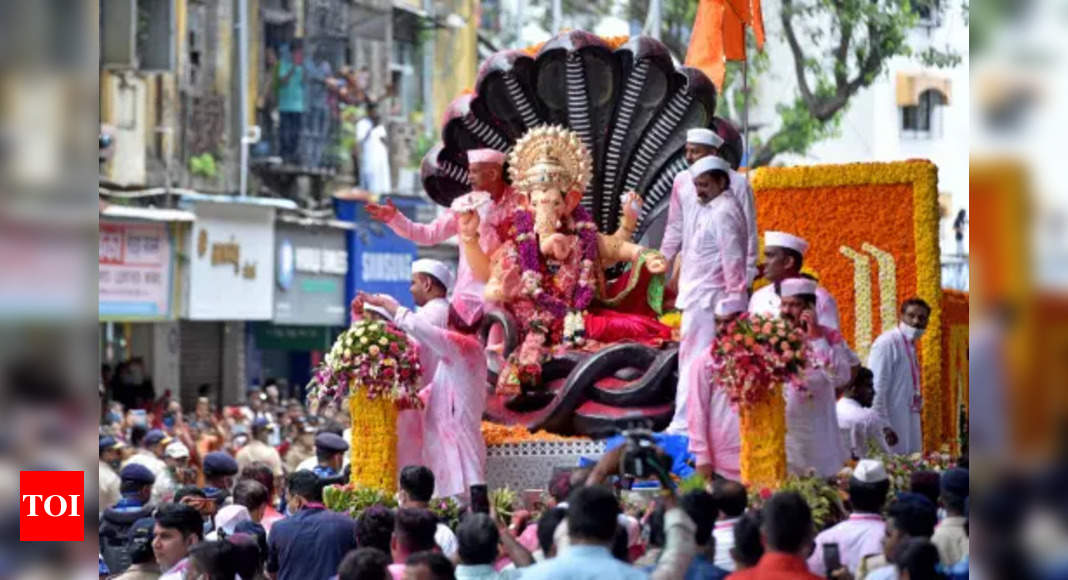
508 126 593 194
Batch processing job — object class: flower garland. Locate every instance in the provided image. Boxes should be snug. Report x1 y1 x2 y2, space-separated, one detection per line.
513 204 599 347
750 160 945 451
709 313 809 406
306 318 424 411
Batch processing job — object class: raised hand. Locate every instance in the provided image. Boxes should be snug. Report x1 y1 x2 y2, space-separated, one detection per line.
458 210 481 240
365 199 398 223
800 309 821 338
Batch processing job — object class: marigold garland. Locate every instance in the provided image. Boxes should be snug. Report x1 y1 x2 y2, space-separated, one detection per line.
481 421 590 446
349 392 399 492
751 160 944 451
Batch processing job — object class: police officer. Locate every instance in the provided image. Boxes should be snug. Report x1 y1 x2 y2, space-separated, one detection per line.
202 451 239 506
100 464 156 574
312 432 348 480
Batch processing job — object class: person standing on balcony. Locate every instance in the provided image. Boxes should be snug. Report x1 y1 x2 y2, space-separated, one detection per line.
277 39 305 165
256 46 278 156
355 102 391 194
304 47 333 168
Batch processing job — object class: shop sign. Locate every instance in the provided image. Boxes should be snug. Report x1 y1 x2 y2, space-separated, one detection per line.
186 203 275 320
274 225 348 326
99 221 173 319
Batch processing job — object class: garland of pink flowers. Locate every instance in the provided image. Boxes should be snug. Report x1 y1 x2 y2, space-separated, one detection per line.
709 313 809 407
514 203 599 321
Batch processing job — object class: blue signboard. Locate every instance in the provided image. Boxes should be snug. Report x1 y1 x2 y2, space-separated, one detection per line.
334 196 426 310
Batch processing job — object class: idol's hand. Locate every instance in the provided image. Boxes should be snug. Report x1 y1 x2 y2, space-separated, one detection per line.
622 191 642 229
645 252 668 274
365 199 398 222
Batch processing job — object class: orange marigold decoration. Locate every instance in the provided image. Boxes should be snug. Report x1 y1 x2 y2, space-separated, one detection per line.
940 290 968 455
481 422 590 446
751 161 945 451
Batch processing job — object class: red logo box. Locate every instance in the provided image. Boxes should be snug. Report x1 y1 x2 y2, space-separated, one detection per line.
20 471 85 541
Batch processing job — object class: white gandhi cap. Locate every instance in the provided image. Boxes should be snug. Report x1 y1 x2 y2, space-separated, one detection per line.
852 459 889 483
411 258 455 292
688 155 731 178
686 128 725 148
764 231 810 256
714 297 748 317
779 277 818 297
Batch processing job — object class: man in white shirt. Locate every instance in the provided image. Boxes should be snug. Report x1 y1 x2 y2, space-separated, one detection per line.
660 152 749 434
123 429 176 504
397 465 459 560
748 231 842 330
837 367 896 459
356 102 392 194
779 278 852 478
99 436 123 514
868 297 932 455
710 479 748 571
931 468 969 566
808 459 891 576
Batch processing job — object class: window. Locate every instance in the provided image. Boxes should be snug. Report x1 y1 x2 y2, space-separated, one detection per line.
914 0 943 28
901 89 946 139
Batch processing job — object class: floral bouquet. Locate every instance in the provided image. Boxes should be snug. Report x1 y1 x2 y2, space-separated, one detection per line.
430 496 463 531
749 472 848 531
323 483 397 519
306 318 424 411
709 313 808 407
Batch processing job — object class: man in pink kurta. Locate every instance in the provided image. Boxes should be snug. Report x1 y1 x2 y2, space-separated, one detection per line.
366 149 522 328
660 150 749 434
360 292 488 499
686 297 748 482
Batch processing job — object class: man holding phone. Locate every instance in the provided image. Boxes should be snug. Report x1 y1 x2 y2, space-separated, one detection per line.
807 459 891 576
778 278 852 478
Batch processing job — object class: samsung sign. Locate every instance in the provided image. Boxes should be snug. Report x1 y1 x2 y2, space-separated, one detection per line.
273 225 348 326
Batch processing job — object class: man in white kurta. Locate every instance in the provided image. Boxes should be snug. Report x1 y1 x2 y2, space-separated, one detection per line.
779 278 851 478
365 149 522 329
748 231 841 330
869 298 932 455
686 297 748 482
837 367 893 458
661 153 749 434
360 291 488 500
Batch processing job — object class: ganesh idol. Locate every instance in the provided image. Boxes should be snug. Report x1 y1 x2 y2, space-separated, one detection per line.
458 126 674 396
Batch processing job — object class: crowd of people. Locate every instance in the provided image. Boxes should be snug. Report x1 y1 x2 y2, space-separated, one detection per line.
97 386 971 580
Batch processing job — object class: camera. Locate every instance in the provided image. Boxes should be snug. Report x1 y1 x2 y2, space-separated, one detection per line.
619 429 674 489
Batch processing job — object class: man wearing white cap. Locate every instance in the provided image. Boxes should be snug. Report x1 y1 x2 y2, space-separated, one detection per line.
357 291 487 499
748 231 841 330
662 127 758 285
408 258 454 328
686 297 748 481
663 155 749 434
778 277 851 478
807 459 891 576
365 148 523 331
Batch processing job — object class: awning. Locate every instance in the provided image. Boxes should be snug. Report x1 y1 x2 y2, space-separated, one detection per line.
392 0 428 18
896 72 951 106
99 204 196 222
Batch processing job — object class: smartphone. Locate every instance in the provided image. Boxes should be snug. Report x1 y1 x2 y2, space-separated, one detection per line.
470 484 490 514
131 409 147 427
822 542 841 578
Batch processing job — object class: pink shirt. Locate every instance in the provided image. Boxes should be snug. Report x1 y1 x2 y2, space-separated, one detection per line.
807 513 887 575
686 349 742 481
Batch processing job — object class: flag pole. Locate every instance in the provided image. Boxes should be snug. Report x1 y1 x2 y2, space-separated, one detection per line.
742 39 750 168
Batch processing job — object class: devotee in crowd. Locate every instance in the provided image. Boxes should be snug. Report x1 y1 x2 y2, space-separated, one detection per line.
748 232 842 330
679 490 732 580
99 435 123 514
454 513 531 579
357 505 397 555
930 468 969 566
858 493 938 580
284 422 317 472
661 151 749 434
837 367 897 458
238 462 286 533
712 479 749 572
236 416 285 478
187 536 263 580
201 451 240 507
403 551 456 580
729 510 765 571
398 465 459 559
358 291 488 500
268 470 359 580
388 508 441 579
100 464 157 574
338 547 393 580
163 441 196 486
153 503 205 580
687 297 748 481
726 491 822 580
908 471 942 508
869 297 932 455
205 504 251 541
365 148 521 332
124 428 176 504
892 538 943 580
231 479 270 527
808 459 892 576
778 277 852 477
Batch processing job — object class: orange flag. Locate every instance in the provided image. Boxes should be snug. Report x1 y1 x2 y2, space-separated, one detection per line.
685 0 727 89
685 0 766 89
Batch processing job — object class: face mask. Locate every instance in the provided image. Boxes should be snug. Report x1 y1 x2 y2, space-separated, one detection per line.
898 321 925 341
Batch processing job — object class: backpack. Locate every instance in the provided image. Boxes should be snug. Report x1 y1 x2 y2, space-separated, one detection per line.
99 505 153 574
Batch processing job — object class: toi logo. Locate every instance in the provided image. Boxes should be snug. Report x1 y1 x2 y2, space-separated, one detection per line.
20 471 85 541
